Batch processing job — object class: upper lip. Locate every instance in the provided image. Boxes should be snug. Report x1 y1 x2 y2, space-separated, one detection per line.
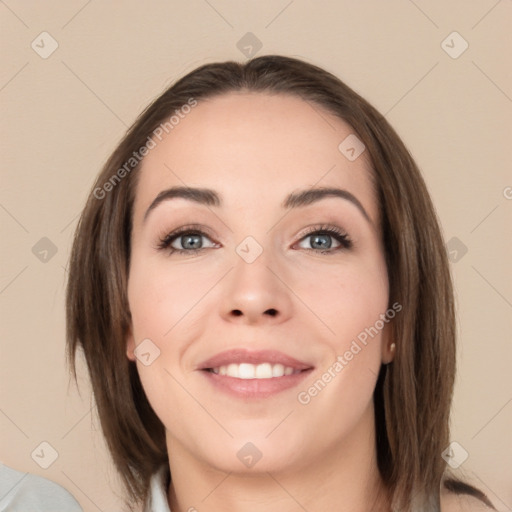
197 349 314 371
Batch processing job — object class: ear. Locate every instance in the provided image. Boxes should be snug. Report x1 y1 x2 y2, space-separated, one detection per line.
381 322 396 365
126 325 136 362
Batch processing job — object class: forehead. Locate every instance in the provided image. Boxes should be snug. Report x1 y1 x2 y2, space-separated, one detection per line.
133 92 377 222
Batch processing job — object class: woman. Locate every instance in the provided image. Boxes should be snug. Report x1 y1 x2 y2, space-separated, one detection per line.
66 55 496 511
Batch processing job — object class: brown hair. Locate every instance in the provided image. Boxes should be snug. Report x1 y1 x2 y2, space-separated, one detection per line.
66 55 494 511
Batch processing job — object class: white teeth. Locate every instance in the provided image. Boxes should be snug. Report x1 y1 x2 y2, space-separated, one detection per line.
255 363 272 378
211 363 301 379
239 363 255 379
272 363 284 377
226 363 238 378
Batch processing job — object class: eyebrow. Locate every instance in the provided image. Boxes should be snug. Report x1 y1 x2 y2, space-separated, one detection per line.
143 186 371 224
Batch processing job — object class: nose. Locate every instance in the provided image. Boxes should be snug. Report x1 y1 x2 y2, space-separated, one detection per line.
220 246 293 325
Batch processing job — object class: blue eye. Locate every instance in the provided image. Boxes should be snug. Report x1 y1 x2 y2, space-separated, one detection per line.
158 224 352 255
158 227 216 254
297 225 352 254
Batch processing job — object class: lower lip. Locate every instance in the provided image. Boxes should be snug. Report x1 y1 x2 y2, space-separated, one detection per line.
200 369 314 399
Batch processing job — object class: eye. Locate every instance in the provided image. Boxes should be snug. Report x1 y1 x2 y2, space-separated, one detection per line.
158 224 218 254
157 223 352 256
296 225 352 254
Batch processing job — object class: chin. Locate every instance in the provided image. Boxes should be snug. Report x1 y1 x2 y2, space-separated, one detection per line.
196 435 304 475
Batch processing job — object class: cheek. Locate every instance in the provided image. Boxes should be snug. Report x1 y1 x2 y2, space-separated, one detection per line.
126 258 218 434
127 256 217 346
293 254 389 353
294 261 389 432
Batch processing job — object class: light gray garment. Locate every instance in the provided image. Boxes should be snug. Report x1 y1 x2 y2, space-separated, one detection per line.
0 463 83 511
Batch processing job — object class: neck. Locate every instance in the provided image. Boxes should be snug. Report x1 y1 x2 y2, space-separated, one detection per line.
166 404 391 512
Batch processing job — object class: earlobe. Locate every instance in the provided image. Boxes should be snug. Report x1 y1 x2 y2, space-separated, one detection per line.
381 319 397 364
126 326 136 361
386 342 396 364
381 341 396 364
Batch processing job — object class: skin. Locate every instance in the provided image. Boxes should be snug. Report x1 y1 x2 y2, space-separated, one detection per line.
126 92 397 511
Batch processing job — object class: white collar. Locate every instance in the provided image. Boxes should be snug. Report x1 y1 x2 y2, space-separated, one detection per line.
144 465 171 512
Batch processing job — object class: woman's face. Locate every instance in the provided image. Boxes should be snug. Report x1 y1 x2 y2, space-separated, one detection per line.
127 92 392 474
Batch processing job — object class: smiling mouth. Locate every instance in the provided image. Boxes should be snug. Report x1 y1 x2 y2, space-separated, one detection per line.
198 349 314 398
205 362 306 379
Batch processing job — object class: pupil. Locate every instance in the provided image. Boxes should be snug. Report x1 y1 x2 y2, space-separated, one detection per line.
183 234 201 249
311 234 331 249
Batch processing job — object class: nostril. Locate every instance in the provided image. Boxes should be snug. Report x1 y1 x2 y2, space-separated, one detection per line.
230 309 277 317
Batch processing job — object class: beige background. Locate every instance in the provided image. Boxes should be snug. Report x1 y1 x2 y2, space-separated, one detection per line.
1 1 511 511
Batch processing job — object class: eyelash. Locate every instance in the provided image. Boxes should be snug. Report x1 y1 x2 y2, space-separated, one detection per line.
157 223 353 255
300 225 353 253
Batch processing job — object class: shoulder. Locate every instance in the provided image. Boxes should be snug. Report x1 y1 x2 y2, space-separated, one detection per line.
441 485 495 512
0 463 83 512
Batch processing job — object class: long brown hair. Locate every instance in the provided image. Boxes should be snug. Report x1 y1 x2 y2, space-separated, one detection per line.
66 55 494 511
